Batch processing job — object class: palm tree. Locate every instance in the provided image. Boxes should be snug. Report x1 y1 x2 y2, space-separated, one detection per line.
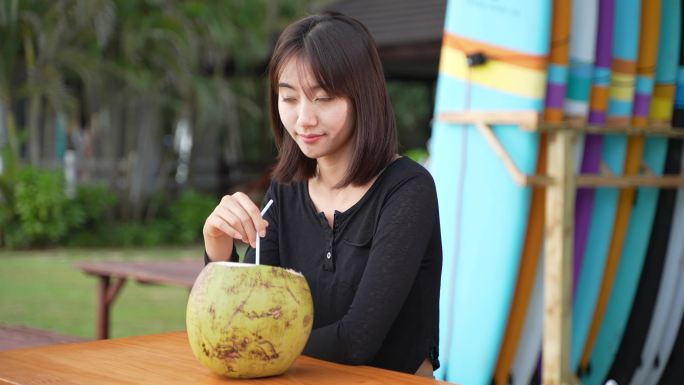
1 0 315 221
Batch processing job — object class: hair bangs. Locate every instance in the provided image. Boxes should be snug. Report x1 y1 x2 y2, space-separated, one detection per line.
268 12 398 187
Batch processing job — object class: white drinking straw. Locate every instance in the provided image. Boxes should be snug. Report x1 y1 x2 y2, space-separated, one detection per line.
255 199 274 265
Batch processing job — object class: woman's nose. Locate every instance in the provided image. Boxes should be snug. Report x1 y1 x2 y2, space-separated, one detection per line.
296 100 317 127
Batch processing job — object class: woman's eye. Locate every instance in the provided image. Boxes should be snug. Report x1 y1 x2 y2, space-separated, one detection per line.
315 96 332 102
281 97 296 103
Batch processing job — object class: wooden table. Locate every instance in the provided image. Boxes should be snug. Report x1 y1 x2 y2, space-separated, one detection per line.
0 325 88 351
0 332 447 385
75 260 204 339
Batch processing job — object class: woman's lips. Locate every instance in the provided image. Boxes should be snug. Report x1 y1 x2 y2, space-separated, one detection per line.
300 134 323 144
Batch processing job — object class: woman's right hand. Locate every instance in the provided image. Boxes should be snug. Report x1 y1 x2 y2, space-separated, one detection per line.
203 192 269 261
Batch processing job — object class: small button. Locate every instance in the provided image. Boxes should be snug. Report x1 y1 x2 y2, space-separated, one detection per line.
326 252 332 259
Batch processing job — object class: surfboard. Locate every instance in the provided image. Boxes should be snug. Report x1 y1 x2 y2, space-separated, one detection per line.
505 3 608 384
658 315 684 384
638 27 684 385
507 250 544 385
660 243 684 385
430 2 466 376
491 137 547 385
490 1 567 383
628 153 684 385
579 0 652 375
572 0 643 374
572 0 614 322
646 177 684 385
579 2 661 383
603 1 681 383
603 140 680 385
565 0 599 119
629 142 684 385
428 1 551 384
565 0 598 296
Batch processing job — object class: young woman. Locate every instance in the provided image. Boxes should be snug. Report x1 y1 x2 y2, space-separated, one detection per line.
203 12 442 377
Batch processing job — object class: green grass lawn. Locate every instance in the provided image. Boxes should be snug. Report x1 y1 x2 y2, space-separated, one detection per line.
0 246 207 340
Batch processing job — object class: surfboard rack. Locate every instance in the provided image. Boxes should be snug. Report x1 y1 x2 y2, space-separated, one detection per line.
438 111 684 188
438 110 684 385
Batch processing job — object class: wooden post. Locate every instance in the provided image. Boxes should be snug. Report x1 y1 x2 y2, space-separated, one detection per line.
96 276 110 340
96 276 126 339
543 130 576 385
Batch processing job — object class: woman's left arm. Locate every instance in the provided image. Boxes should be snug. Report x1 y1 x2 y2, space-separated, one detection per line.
303 173 439 364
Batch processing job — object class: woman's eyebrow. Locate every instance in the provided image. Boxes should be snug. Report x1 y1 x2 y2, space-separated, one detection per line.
278 82 323 91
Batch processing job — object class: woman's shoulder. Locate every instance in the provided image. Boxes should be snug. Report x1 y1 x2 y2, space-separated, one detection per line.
383 156 435 186
267 179 307 196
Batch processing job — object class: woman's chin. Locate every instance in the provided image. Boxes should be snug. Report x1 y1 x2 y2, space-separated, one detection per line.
297 146 323 160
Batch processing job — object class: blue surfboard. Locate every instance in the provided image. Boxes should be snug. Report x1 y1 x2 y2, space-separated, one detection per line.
429 1 551 383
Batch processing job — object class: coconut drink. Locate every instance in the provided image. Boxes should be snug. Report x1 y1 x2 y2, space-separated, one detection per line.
186 261 313 378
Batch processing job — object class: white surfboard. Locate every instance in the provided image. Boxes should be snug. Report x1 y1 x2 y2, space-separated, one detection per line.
629 150 684 385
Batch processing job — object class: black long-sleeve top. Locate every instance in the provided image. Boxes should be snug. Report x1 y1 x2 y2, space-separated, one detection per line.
204 157 442 374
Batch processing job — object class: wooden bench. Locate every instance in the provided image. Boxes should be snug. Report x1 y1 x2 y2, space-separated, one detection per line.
0 325 88 351
75 259 204 340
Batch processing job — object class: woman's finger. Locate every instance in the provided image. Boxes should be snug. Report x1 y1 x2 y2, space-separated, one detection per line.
233 192 268 237
213 205 249 242
223 196 259 247
205 213 243 240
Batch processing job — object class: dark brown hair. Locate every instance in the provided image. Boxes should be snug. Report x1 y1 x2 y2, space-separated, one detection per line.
268 12 398 187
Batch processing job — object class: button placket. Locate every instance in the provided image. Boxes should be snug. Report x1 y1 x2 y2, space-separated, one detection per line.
323 219 336 271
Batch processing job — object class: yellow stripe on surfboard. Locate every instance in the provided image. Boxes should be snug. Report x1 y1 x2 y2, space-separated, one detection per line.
609 73 638 101
651 85 676 123
439 45 547 100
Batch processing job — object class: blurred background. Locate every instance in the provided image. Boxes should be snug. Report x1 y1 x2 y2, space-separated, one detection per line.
0 0 444 341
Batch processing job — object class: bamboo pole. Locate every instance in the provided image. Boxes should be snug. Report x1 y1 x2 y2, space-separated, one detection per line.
543 129 577 385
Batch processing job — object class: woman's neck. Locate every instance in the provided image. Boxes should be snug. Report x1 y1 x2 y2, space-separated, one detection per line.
308 159 365 226
314 160 347 190
314 146 354 190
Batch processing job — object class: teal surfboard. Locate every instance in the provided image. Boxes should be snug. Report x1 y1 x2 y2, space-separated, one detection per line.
581 136 667 385
571 0 642 373
581 1 669 383
429 1 551 383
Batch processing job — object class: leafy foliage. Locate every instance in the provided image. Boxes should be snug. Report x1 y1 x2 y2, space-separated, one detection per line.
1 167 89 247
168 190 216 244
0 164 216 248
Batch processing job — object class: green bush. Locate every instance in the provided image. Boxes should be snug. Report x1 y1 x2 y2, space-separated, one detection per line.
168 190 216 244
75 184 118 224
0 165 214 249
0 167 118 248
65 190 214 248
2 168 81 247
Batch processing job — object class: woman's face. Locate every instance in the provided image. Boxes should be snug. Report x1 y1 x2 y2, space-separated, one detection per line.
277 57 354 163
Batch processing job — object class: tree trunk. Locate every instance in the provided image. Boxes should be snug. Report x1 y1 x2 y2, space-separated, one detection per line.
0 102 6 174
120 97 137 220
41 106 55 168
23 27 41 167
128 97 161 221
0 100 19 171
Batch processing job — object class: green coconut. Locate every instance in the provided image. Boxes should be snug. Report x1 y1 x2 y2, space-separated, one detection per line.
186 261 313 378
